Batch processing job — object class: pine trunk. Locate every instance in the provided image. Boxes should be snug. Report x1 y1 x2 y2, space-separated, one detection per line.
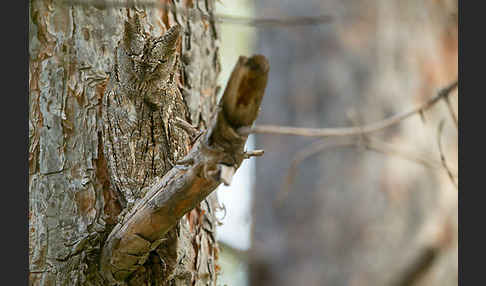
29 1 221 285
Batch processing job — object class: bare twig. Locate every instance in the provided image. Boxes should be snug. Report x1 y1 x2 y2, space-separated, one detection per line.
275 81 458 203
276 134 458 205
243 80 458 138
244 149 264 159
437 120 458 189
100 55 269 282
63 0 333 27
365 137 457 177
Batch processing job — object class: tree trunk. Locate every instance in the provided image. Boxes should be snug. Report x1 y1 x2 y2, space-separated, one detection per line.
29 1 222 285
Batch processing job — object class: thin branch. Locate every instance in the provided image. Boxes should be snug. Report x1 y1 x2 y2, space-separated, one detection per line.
243 80 458 138
63 0 333 27
365 137 457 177
244 149 264 159
437 120 458 189
276 135 457 205
100 55 269 282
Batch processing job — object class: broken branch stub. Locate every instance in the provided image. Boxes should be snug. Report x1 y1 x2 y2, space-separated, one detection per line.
222 54 269 127
100 55 269 282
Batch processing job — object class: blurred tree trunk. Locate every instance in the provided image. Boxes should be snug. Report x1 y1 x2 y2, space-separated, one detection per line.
29 1 221 285
250 1 457 286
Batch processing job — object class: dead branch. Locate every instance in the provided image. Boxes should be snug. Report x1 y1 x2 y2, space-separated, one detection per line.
243 80 458 138
244 149 265 159
100 55 269 282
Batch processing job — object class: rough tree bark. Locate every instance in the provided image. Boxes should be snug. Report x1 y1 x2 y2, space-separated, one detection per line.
29 1 267 285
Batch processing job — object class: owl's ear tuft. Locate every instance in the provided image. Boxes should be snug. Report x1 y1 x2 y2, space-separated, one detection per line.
161 25 181 49
123 14 145 55
149 26 181 64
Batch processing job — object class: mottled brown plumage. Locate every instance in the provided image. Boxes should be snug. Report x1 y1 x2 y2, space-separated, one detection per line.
102 15 190 205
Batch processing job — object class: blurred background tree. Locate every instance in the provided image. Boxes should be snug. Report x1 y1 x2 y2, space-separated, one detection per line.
215 0 457 285
248 1 458 286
